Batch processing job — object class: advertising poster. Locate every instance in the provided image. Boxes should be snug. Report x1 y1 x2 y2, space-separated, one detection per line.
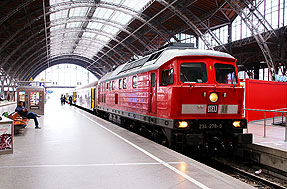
0 124 12 151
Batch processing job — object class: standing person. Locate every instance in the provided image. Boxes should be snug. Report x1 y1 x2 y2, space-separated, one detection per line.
63 95 66 104
15 101 41 129
69 95 73 106
60 94 64 105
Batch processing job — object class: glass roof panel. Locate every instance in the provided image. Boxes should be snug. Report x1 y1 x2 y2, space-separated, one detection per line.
110 11 133 25
69 7 89 17
93 8 114 20
82 31 96 38
96 35 110 42
87 22 103 30
101 25 120 35
49 0 151 60
66 22 82 28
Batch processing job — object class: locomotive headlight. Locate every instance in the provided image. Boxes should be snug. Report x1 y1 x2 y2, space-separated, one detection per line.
209 92 218 103
233 121 241 127
178 121 188 128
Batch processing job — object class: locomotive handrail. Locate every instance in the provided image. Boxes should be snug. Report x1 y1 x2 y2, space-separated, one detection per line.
244 108 287 142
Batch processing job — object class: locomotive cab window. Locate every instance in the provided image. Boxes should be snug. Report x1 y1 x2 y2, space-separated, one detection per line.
215 63 238 84
132 76 137 88
180 63 207 83
161 69 174 86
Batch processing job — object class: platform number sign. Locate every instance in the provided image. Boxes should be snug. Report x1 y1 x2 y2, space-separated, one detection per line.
207 105 218 113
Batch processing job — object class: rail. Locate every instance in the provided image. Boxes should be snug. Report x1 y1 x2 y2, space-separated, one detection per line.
245 108 287 142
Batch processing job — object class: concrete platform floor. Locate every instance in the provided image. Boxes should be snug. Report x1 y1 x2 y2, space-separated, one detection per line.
246 119 287 152
0 99 253 189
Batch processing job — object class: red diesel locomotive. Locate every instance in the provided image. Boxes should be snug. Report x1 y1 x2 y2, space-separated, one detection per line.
81 44 252 153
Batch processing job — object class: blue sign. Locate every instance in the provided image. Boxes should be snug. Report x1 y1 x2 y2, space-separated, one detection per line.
276 75 287 82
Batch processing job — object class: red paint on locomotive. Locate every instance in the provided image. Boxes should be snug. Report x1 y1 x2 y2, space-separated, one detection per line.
98 55 244 121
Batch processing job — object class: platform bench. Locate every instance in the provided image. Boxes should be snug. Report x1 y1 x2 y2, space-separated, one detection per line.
8 112 30 132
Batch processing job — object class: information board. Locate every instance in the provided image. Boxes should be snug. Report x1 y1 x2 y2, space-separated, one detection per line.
0 117 13 155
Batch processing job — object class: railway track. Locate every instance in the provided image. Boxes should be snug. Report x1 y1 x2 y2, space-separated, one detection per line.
205 158 287 189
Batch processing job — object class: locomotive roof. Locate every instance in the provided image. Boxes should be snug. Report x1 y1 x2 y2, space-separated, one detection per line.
99 47 235 83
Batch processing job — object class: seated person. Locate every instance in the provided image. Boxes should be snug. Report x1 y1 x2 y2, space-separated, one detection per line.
15 101 41 129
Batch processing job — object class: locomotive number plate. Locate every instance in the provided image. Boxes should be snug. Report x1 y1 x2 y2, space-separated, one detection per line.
198 123 223 130
207 105 218 113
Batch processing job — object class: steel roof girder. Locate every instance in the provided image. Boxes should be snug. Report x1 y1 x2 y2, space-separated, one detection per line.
87 0 179 69
6 35 120 74
3 24 140 72
13 45 107 78
0 6 146 58
23 56 104 81
168 0 228 51
18 54 98 80
225 0 277 80
157 0 214 50
15 49 106 79
49 1 169 43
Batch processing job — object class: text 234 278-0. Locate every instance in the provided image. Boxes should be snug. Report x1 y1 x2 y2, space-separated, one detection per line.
198 123 223 130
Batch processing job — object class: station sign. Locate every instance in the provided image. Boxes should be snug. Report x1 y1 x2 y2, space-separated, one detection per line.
275 75 287 82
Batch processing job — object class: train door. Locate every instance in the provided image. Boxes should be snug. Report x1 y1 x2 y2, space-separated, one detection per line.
73 91 77 103
91 88 95 109
149 72 157 114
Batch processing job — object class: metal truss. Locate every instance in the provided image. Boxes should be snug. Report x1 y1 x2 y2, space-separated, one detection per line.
87 0 180 69
225 0 278 80
7 34 127 74
0 14 160 78
1 22 145 73
15 45 108 79
158 0 228 52
49 1 170 43
11 32 134 79
0 0 34 26
22 55 104 81
0 15 147 59
0 1 173 79
0 68 17 101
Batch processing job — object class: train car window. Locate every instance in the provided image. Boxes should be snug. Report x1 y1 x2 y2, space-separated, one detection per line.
161 69 174 86
215 63 238 84
151 73 155 87
106 82 109 89
123 78 127 89
132 76 137 88
112 81 115 90
119 79 122 89
109 81 112 90
180 63 207 83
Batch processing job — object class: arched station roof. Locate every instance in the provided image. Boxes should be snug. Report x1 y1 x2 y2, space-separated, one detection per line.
0 0 247 81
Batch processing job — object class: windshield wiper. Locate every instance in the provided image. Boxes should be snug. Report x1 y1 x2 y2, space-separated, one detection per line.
182 73 189 82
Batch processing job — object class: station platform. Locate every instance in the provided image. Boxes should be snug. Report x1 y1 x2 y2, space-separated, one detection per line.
238 120 287 173
0 99 253 189
0 101 16 108
247 119 287 151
